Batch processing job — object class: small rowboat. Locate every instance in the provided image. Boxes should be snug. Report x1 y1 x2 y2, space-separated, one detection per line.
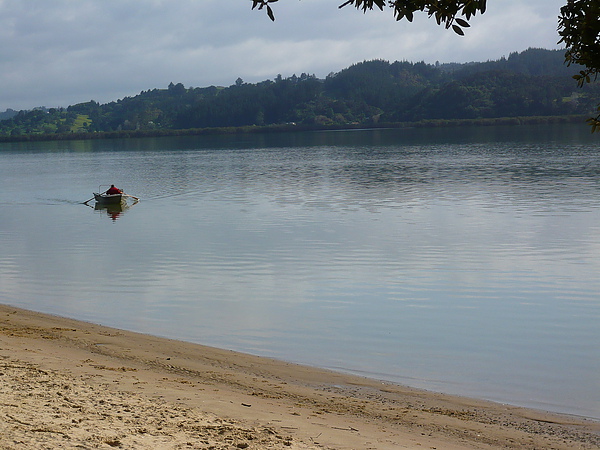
94 192 123 204
84 186 139 207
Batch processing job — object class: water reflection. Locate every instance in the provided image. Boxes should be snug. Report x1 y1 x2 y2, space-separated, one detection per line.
87 198 138 221
1 125 600 419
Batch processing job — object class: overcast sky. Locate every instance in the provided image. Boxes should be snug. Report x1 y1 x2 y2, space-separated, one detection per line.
0 0 566 111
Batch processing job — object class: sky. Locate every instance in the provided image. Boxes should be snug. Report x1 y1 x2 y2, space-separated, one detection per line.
0 0 567 111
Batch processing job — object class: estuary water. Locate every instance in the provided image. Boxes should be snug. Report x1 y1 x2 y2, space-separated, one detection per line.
1 124 599 419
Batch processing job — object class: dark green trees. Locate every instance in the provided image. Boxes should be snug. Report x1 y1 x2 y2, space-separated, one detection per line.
254 0 600 130
1 49 596 138
558 0 600 130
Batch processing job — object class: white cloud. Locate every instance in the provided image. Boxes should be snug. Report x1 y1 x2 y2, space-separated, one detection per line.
0 0 568 110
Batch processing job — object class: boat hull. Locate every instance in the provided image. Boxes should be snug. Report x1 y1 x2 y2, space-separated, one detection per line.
94 193 123 204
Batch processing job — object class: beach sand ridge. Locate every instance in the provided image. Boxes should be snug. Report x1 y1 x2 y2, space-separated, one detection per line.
1 305 598 449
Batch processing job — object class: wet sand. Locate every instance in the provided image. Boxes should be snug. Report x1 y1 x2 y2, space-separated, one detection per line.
0 304 598 449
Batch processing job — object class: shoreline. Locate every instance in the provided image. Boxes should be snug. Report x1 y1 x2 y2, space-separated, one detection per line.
0 115 588 144
1 304 598 449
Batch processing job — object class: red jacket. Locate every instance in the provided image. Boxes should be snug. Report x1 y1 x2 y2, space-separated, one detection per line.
106 186 122 195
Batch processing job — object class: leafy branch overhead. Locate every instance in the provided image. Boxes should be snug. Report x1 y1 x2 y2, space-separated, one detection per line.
558 0 600 131
252 0 278 22
337 0 486 35
253 0 486 35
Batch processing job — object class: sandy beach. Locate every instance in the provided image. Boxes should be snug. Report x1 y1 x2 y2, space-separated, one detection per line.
0 305 598 449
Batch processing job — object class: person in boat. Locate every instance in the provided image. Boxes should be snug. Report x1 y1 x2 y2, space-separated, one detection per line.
105 185 122 195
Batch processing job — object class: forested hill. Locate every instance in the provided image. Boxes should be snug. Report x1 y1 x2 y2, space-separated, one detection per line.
1 48 598 138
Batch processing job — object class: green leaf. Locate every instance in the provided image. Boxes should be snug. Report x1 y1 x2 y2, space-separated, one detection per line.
455 18 470 28
452 25 464 36
267 4 275 21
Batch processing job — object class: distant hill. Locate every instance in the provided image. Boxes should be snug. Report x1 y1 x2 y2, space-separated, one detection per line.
441 48 575 77
0 109 18 121
1 48 597 139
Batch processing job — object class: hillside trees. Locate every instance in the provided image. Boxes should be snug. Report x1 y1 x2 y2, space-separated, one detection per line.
558 0 600 130
324 60 442 111
254 0 600 130
403 70 578 120
174 74 323 128
0 50 595 137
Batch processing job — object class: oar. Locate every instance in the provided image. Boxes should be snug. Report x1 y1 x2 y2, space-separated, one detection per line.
83 197 95 205
124 194 140 201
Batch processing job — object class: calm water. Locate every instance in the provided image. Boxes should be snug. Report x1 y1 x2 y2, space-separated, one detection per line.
1 125 599 419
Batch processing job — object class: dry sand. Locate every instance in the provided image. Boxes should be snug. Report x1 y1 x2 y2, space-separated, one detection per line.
0 305 598 449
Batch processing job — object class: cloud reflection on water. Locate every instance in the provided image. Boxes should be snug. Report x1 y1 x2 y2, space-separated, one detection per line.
1 125 599 419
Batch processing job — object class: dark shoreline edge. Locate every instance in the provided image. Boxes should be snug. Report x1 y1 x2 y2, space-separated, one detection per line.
0 114 589 144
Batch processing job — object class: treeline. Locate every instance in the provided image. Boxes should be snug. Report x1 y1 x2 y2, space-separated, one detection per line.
1 48 598 138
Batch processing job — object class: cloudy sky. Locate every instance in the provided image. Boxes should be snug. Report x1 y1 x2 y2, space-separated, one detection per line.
0 0 566 111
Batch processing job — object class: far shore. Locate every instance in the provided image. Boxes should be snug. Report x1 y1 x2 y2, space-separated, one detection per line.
1 304 598 449
0 115 588 144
